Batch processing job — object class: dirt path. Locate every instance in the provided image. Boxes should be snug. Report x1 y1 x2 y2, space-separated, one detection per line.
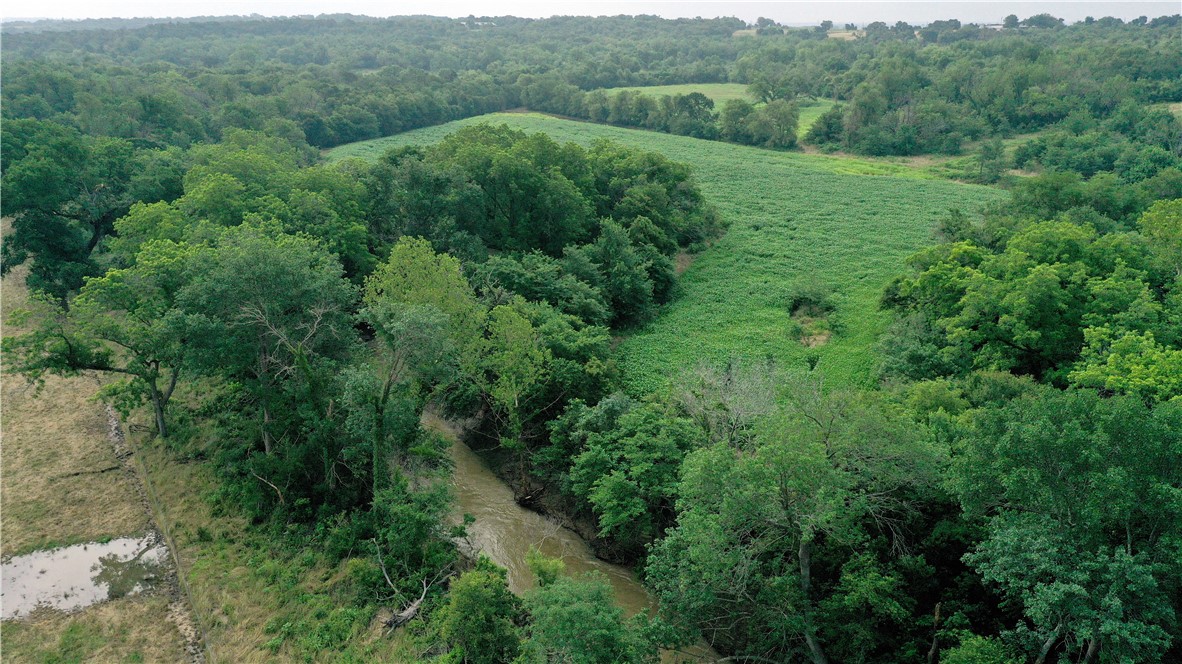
105 405 207 664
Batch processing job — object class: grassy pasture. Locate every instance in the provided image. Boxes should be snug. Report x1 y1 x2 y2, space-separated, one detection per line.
1 258 149 557
1 596 188 664
595 82 752 104
328 113 1004 395
797 98 836 138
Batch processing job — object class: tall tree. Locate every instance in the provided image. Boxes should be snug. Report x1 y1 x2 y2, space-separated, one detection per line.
520 572 657 664
5 240 195 437
648 373 942 661
179 225 357 455
2 120 137 300
951 389 1182 662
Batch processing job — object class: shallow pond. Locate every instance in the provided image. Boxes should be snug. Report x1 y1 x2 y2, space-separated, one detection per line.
1 535 170 620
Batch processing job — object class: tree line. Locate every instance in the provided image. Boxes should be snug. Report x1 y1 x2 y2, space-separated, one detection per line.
3 13 1178 156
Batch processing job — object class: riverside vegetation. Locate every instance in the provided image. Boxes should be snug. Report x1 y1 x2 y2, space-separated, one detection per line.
3 11 1182 664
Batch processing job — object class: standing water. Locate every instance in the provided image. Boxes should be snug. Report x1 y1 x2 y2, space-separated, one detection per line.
1 535 170 619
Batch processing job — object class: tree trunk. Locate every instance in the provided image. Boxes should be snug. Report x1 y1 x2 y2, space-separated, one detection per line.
798 538 829 664
373 373 396 498
259 345 273 455
926 603 942 664
150 384 168 439
262 403 273 455
1082 638 1100 664
1034 621 1063 664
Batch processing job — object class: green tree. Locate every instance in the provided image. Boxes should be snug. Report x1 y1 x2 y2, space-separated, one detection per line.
1 120 137 300
719 99 755 144
951 389 1182 662
648 374 942 662
569 221 654 327
1138 199 1182 279
429 125 595 255
179 225 356 455
1071 328 1182 403
942 636 1019 663
437 558 523 664
519 573 657 664
805 104 845 147
976 138 1006 183
471 253 609 327
363 237 485 359
483 302 550 462
108 202 191 263
5 240 195 437
566 401 701 551
747 99 800 149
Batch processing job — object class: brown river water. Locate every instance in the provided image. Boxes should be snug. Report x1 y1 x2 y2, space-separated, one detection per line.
442 418 720 662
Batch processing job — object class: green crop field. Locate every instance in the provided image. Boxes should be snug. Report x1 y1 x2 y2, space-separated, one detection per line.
328 113 1004 394
595 82 752 104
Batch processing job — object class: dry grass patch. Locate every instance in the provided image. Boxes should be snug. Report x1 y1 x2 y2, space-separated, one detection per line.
827 30 861 41
2 267 148 557
0 594 187 663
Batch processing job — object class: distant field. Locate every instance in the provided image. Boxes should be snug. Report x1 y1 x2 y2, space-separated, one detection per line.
1153 101 1182 119
327 113 1004 394
797 98 836 138
827 30 862 41
596 82 752 104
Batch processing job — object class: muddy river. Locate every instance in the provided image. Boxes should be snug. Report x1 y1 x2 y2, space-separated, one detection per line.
445 424 719 662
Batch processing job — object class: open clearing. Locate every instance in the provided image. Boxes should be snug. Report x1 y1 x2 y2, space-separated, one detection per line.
329 114 1004 394
1 595 188 663
796 98 836 138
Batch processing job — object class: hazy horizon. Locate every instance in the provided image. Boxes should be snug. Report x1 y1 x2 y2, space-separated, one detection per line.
4 2 1178 26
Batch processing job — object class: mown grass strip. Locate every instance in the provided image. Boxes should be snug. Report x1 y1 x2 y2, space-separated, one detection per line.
594 82 753 103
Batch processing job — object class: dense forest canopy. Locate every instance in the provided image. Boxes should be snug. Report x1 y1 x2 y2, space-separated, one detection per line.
2 10 1181 664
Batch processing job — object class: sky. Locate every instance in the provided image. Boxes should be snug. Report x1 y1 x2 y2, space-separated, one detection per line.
3 1 1178 26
